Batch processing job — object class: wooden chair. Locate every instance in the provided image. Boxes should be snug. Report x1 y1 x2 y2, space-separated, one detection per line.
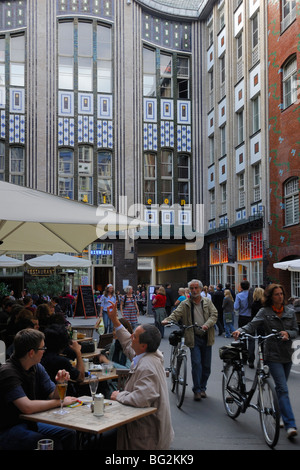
97 333 113 349
75 326 95 339
116 369 130 391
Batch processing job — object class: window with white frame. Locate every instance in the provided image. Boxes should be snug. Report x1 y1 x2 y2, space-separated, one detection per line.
281 0 296 32
221 182 227 214
210 188 215 220
252 95 260 134
284 177 299 226
283 56 297 110
221 125 226 157
291 271 300 298
251 13 259 66
237 110 244 145
253 163 261 202
238 172 245 208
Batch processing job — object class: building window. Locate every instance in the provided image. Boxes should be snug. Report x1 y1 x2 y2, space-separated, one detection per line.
178 154 190 205
58 149 74 199
161 150 173 205
143 47 156 97
78 145 93 203
237 110 244 145
284 177 299 226
0 141 5 181
144 153 156 205
97 24 112 94
253 163 261 202
0 38 5 86
97 151 112 205
281 0 296 32
210 188 215 220
238 172 245 208
160 52 173 98
252 96 260 134
177 56 189 99
221 182 227 214
282 56 297 110
58 22 74 90
10 147 24 186
78 22 93 92
292 271 300 298
209 137 214 165
251 13 259 65
10 34 25 87
221 125 226 157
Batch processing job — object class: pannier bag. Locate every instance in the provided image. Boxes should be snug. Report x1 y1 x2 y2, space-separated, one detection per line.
168 330 183 346
219 344 249 362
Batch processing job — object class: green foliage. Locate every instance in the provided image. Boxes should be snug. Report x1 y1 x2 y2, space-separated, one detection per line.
26 275 63 298
0 282 10 297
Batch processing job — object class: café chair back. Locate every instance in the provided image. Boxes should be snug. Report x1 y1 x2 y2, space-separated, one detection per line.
116 369 130 391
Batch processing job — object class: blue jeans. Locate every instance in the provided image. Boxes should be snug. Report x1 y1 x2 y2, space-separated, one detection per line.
102 311 113 333
266 361 297 430
190 335 212 393
0 422 77 450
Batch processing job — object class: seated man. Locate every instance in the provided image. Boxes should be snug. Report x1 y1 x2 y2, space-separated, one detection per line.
105 301 174 450
0 328 77 450
41 324 85 396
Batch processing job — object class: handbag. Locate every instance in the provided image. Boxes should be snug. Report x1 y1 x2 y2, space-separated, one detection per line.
96 318 105 335
224 312 233 323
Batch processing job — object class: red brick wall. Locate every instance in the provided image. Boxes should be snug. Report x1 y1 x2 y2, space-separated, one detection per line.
267 2 300 293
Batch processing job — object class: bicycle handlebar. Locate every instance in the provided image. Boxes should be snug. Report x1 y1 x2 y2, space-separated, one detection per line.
239 331 282 341
168 321 204 331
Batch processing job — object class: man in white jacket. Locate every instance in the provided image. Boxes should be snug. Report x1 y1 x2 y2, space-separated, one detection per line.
107 301 174 450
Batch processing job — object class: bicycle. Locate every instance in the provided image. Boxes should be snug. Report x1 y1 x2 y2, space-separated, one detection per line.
167 322 203 409
220 331 282 448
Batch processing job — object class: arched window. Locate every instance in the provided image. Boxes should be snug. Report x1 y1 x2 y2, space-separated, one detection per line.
284 177 299 226
282 56 297 109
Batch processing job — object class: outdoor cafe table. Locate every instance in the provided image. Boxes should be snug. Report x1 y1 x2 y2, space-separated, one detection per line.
20 396 157 438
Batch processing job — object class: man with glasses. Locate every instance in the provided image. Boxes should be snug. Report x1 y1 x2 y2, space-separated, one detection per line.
162 279 218 401
0 328 77 450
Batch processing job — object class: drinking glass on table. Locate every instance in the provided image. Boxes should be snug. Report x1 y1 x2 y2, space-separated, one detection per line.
89 374 98 402
54 380 69 415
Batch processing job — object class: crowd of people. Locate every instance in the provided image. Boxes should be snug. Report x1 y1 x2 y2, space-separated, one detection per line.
0 278 298 449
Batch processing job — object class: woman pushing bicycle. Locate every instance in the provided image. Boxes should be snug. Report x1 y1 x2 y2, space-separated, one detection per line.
232 283 298 440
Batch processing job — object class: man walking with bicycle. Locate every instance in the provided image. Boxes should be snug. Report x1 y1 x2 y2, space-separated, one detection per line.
162 280 218 401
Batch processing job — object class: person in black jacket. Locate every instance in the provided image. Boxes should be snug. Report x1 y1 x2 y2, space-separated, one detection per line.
212 284 224 335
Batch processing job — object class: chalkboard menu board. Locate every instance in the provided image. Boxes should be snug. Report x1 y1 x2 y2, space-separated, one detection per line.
74 285 97 318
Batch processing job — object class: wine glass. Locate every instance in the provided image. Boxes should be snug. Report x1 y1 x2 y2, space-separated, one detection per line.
89 375 98 404
54 380 69 415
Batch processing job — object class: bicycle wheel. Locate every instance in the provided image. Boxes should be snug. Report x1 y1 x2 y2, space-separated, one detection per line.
257 377 280 448
176 354 187 408
222 362 242 419
169 346 177 393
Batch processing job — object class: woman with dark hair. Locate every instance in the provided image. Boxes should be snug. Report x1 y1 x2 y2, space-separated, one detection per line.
233 283 298 439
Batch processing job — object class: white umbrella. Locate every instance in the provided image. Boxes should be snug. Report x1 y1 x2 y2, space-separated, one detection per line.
0 181 147 253
0 255 24 267
26 252 91 268
273 259 300 272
